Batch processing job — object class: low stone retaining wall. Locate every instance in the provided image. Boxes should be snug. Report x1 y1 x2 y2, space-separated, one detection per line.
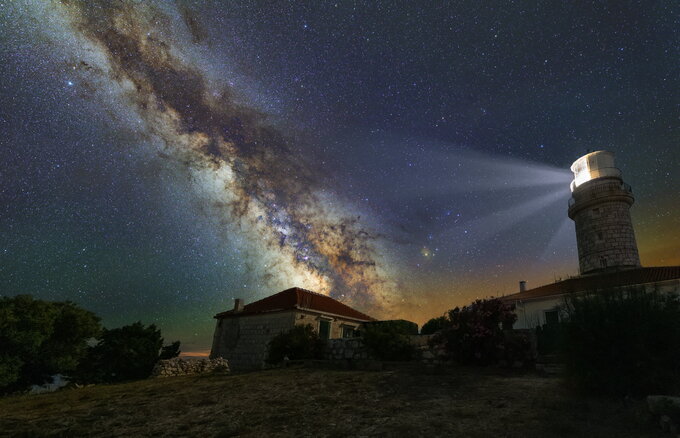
151 357 230 377
323 335 448 366
408 334 450 365
305 330 535 369
324 338 371 361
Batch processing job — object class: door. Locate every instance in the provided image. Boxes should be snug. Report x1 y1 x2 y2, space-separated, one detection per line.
318 320 331 339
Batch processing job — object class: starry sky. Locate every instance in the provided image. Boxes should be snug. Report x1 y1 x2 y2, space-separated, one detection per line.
1 1 678 353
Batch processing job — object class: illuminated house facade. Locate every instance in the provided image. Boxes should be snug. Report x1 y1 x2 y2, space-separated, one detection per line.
503 151 680 329
210 287 375 370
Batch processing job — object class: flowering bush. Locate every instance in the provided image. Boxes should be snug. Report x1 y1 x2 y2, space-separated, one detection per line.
431 298 520 365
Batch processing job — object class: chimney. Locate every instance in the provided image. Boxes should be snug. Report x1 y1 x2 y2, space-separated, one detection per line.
519 281 526 293
233 298 244 312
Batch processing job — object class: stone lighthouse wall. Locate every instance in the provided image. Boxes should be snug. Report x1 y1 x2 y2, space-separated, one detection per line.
568 172 640 274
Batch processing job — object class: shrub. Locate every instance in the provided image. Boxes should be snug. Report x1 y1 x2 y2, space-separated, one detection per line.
562 287 680 396
0 295 101 393
431 298 519 365
266 324 325 364
77 322 181 383
420 316 448 335
361 321 417 361
498 330 532 365
160 341 181 360
535 322 564 356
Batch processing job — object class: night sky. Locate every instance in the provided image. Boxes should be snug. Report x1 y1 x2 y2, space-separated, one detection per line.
1 1 678 353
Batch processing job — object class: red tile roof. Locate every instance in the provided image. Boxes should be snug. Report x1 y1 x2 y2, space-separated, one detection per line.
214 287 376 321
501 266 680 302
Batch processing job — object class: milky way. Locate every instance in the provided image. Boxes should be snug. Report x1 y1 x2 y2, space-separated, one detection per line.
51 0 397 314
2 0 677 351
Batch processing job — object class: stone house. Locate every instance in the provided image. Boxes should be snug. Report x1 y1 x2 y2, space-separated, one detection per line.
210 287 375 370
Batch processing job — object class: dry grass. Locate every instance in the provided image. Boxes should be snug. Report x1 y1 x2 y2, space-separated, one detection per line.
0 366 662 437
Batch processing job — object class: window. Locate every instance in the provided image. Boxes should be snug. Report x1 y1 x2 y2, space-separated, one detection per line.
318 320 331 339
591 208 601 218
544 310 559 326
342 326 356 338
600 257 608 269
597 232 604 241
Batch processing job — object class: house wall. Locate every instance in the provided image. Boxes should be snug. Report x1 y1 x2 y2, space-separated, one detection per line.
210 309 367 370
292 310 363 339
513 296 564 329
210 311 297 370
509 279 680 330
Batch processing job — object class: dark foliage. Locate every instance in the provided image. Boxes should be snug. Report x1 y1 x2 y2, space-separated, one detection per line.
159 341 181 360
0 295 101 393
363 319 419 335
431 298 521 365
77 322 180 383
497 330 532 365
536 323 564 356
421 316 448 335
361 321 417 361
265 324 325 364
562 288 680 396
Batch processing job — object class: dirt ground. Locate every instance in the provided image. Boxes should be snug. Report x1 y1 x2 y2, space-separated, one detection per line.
0 365 663 437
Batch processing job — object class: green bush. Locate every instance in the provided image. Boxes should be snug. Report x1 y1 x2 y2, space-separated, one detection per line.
431 298 520 365
0 295 101 393
361 321 416 361
562 288 680 396
77 322 180 383
266 324 325 364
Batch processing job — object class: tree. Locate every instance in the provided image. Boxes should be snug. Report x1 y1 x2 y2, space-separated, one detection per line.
78 322 181 383
431 298 520 365
0 295 101 392
159 341 181 360
421 315 449 335
266 324 325 364
361 321 417 361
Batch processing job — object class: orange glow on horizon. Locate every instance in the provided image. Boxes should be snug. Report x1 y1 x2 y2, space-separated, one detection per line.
180 350 211 358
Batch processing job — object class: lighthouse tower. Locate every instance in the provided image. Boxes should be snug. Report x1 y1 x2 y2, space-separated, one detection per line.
568 151 641 274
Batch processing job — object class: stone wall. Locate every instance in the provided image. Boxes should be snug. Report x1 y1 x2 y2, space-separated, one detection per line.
408 334 449 365
151 357 229 377
292 310 364 339
323 335 448 366
569 178 640 274
211 311 297 370
211 310 368 370
325 338 371 361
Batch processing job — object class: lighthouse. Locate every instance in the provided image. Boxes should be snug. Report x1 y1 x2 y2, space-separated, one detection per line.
568 151 641 274
502 151 679 330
